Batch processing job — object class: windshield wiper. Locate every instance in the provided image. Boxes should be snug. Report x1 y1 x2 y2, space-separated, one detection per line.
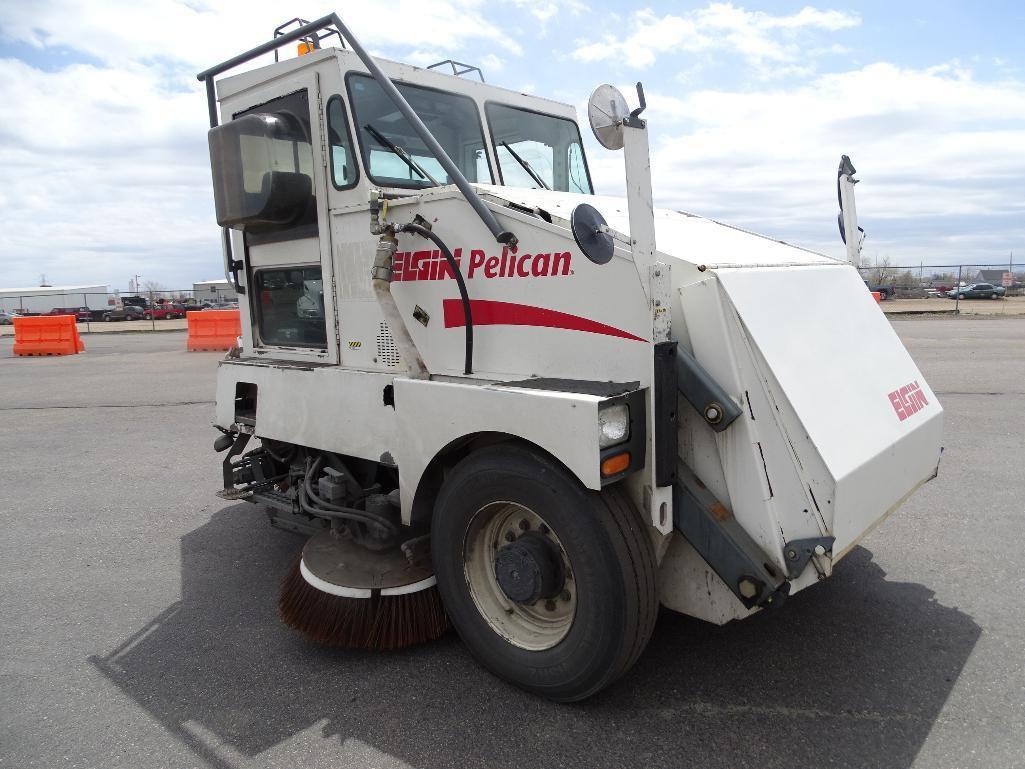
364 123 439 186
500 141 550 190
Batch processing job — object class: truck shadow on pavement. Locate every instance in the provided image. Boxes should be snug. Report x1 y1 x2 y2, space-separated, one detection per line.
92 503 980 769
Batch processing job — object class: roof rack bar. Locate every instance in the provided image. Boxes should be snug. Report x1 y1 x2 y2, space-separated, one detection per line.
196 12 515 248
426 59 485 82
272 17 345 62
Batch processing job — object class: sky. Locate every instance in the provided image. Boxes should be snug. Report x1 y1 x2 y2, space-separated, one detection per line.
0 0 1022 290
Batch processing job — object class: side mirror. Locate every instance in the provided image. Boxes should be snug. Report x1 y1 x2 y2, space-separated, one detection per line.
208 113 314 231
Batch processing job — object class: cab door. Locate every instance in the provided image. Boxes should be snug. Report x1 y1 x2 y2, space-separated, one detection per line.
228 68 339 365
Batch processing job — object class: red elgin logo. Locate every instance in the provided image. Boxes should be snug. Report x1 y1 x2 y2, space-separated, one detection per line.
888 380 929 421
393 247 571 282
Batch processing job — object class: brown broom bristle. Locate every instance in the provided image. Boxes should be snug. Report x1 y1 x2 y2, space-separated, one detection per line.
277 557 449 650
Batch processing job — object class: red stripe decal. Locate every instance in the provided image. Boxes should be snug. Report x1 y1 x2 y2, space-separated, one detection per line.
443 299 647 343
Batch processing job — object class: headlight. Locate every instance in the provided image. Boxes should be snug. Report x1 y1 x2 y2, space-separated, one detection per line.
598 403 630 448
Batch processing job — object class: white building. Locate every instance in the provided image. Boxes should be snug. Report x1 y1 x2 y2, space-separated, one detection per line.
192 279 237 302
0 284 110 314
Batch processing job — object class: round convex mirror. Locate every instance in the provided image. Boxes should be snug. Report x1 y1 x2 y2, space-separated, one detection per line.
587 84 629 151
571 204 615 265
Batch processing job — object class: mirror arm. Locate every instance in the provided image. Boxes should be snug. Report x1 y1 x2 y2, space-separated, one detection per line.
623 82 647 128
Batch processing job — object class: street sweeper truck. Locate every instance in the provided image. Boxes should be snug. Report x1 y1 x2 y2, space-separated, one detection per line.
198 13 943 702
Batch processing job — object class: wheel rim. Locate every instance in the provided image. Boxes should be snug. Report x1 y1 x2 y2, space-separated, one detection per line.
463 501 576 651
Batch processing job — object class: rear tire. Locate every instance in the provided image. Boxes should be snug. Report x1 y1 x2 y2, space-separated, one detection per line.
432 444 658 702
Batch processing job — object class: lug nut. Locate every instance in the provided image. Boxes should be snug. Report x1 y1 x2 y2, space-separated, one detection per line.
518 519 530 531
504 531 516 542
545 600 557 611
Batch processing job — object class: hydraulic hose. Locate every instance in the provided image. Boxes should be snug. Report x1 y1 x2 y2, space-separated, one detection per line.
300 457 399 536
400 223 473 375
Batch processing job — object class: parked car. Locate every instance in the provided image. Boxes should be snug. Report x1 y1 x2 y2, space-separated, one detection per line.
121 296 150 308
143 306 183 320
202 302 238 310
863 281 894 300
0 309 21 325
946 283 1005 299
47 307 93 322
102 305 146 321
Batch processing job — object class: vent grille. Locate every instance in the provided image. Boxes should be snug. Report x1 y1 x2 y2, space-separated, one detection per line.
376 322 401 367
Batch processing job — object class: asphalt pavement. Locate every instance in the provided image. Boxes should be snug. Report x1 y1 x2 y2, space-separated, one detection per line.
1 320 1023 769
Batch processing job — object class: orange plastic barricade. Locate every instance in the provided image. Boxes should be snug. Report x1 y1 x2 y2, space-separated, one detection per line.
12 315 83 356
871 291 882 303
187 309 241 351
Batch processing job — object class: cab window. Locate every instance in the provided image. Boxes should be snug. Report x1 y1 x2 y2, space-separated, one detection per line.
326 95 358 189
486 103 593 194
346 73 492 189
255 267 326 349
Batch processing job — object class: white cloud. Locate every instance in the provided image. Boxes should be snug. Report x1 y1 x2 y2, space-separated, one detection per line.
511 0 589 25
586 62 1025 265
0 0 525 67
0 0 530 287
572 2 860 71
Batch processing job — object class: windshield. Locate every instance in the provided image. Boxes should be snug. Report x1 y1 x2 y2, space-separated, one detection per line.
347 74 492 189
486 103 592 194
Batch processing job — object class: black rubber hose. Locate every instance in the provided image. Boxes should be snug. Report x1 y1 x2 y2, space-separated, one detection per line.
400 223 473 374
300 456 398 535
299 484 399 534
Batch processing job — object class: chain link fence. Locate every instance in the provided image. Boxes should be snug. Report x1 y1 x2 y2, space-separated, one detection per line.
856 262 1023 313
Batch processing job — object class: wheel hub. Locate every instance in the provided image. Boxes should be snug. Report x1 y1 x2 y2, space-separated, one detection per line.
494 532 564 604
463 502 577 650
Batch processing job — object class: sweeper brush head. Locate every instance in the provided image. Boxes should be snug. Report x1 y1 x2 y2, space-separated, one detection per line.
278 531 449 650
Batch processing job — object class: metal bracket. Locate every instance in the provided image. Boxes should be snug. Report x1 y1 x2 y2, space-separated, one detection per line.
221 432 251 491
782 536 835 579
653 341 677 487
650 262 671 342
674 461 788 609
622 82 647 128
676 346 743 432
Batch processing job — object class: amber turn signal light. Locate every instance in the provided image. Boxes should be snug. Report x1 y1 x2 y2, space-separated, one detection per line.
601 452 630 477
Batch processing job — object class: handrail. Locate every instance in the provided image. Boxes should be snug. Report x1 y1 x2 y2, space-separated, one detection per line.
197 12 516 250
426 59 485 82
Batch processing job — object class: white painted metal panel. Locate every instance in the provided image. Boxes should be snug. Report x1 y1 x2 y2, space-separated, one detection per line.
476 187 836 269
393 379 605 521
215 361 398 464
713 264 943 554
